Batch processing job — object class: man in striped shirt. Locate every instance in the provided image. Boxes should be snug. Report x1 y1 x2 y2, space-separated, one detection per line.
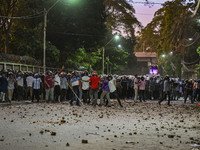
32 73 42 103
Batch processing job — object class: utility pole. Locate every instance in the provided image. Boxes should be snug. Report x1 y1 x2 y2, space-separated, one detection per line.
43 8 47 75
102 47 105 74
107 56 109 75
43 0 61 75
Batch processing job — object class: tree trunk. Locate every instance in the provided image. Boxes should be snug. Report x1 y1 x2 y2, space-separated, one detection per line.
4 32 9 54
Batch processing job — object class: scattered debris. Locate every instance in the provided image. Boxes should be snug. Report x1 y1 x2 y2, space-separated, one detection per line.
39 130 44 135
66 143 70 146
168 135 175 138
82 139 88 144
126 141 135 144
51 132 56 136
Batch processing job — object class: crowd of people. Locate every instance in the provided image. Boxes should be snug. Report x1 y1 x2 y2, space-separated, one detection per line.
0 66 199 107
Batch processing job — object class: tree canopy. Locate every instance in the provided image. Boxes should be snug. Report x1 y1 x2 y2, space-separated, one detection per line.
0 0 139 74
135 0 200 78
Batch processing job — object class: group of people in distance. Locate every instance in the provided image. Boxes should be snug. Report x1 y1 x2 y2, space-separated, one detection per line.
0 66 199 107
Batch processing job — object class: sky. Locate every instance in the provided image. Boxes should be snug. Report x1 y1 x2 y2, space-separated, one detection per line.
132 0 170 27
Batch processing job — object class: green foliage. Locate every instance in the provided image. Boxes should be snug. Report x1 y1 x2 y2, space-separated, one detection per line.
135 0 199 77
0 0 138 73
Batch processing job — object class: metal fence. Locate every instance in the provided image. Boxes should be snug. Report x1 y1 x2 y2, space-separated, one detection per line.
0 62 60 73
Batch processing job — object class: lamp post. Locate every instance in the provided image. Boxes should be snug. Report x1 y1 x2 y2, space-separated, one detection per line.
43 0 62 75
102 34 120 74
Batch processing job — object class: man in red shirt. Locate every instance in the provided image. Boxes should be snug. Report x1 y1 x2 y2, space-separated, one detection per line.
89 71 100 106
44 71 54 102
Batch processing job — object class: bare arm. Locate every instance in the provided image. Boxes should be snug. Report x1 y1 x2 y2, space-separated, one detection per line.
58 65 64 75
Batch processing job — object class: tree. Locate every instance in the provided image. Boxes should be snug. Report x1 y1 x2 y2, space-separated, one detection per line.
104 0 141 39
0 0 18 54
1 0 139 73
135 0 200 77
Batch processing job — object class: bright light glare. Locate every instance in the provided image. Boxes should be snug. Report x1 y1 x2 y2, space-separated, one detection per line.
114 34 120 40
170 51 173 54
162 54 165 58
68 0 80 5
189 38 193 41
118 44 121 48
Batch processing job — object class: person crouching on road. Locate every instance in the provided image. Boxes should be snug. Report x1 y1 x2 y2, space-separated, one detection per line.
108 75 123 107
32 73 42 103
70 71 80 106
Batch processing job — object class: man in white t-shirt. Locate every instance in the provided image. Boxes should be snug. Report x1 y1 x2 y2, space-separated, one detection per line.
60 72 68 101
108 75 123 107
26 73 34 100
16 72 24 101
54 66 64 102
81 72 90 104
7 72 15 103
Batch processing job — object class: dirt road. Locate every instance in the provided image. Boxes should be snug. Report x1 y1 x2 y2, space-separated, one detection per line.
0 101 199 150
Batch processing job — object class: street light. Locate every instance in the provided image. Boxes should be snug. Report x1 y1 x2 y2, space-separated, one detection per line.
43 0 63 75
188 38 193 41
102 34 120 74
162 54 165 58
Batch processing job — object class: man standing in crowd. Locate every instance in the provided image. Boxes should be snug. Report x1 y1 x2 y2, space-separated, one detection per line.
158 76 171 106
81 71 90 104
184 80 194 104
159 78 164 100
70 71 80 106
120 76 128 100
7 72 15 103
54 66 64 102
134 74 140 102
0 72 8 102
108 75 123 107
99 75 111 107
89 71 100 107
127 77 134 99
60 72 68 101
16 72 24 101
149 77 155 100
44 70 54 102
26 73 34 100
139 76 146 102
32 73 42 103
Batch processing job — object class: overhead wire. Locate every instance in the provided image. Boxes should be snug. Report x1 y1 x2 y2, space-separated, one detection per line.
48 31 105 37
0 10 44 19
127 0 163 5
